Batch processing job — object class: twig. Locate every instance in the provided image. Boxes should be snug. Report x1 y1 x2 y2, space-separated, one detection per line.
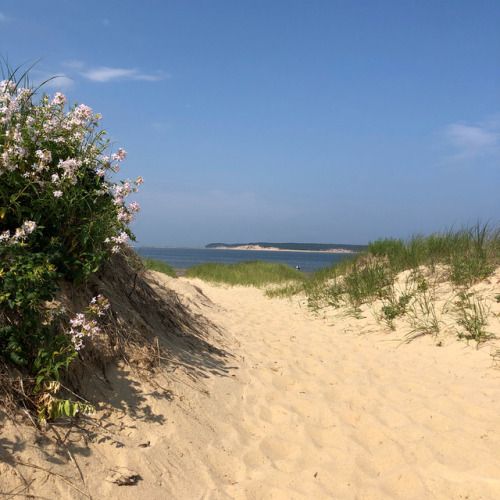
0 455 92 499
128 272 138 297
50 427 86 485
58 382 94 405
154 337 161 368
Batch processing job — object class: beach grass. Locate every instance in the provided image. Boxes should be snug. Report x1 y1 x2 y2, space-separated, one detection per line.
142 258 178 278
268 224 500 327
185 260 306 287
182 225 499 347
367 223 500 285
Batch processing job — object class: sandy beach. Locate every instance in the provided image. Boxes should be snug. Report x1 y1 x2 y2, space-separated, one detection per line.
1 269 500 499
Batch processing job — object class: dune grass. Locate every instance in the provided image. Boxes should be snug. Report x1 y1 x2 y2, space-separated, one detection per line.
185 260 306 288
142 258 178 278
181 224 499 347
367 223 499 285
267 223 500 346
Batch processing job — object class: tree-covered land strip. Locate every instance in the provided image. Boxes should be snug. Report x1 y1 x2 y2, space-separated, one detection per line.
205 242 367 252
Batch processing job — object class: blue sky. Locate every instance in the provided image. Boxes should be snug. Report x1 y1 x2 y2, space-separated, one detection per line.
1 0 499 246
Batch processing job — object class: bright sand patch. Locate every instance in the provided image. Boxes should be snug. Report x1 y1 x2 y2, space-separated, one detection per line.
1 271 500 499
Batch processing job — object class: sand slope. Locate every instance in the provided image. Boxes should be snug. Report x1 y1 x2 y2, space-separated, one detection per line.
1 271 500 499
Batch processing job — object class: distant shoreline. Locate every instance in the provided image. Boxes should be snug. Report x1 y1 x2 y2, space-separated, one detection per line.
210 245 355 254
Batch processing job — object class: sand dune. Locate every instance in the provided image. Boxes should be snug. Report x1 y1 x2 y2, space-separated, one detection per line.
1 271 500 499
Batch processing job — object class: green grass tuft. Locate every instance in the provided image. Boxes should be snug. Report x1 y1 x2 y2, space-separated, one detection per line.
185 260 306 288
453 291 493 346
142 258 177 278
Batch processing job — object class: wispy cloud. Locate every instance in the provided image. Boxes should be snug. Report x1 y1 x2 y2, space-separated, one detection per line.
62 60 85 71
58 60 169 84
445 123 498 150
441 118 500 163
81 66 169 83
0 12 7 22
21 60 168 92
30 70 74 91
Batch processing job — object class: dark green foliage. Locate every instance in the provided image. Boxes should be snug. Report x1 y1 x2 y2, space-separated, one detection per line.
0 246 60 364
382 294 412 321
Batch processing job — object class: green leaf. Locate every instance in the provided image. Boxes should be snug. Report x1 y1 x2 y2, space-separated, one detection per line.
64 399 71 416
38 406 46 422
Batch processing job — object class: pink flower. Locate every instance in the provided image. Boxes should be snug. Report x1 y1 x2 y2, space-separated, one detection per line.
51 92 67 107
128 201 140 213
36 149 52 163
111 148 127 162
53 190 63 198
73 104 93 121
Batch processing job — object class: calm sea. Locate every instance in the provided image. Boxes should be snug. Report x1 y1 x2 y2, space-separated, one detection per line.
133 246 355 273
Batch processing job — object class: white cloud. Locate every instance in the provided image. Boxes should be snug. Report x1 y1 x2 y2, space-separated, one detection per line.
442 118 500 163
0 12 7 22
10 59 167 92
62 60 86 70
31 70 74 91
81 66 169 83
445 123 498 149
59 60 169 84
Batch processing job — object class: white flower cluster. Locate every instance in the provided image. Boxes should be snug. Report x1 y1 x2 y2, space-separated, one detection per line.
66 295 110 351
0 220 37 245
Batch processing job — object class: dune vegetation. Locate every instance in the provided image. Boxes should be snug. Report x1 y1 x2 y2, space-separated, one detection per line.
185 260 306 288
187 224 500 351
141 257 178 278
0 63 143 421
276 224 500 351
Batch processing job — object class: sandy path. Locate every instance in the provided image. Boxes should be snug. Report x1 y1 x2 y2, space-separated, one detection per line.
1 274 499 499
158 277 500 499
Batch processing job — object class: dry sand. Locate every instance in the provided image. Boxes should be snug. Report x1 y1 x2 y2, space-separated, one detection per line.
1 271 500 499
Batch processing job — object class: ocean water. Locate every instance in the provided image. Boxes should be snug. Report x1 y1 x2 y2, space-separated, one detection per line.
133 246 355 273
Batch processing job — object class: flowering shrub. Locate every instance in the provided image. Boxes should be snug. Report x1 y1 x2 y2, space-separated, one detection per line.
0 66 141 420
0 80 142 278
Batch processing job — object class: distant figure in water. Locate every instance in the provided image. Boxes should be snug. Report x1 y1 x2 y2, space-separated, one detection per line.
295 266 301 270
